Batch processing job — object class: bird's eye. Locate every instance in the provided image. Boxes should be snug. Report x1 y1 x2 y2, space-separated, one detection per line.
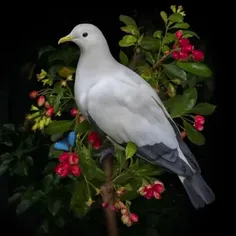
82 32 88 37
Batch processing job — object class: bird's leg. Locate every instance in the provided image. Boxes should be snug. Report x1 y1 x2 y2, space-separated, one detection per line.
99 147 115 165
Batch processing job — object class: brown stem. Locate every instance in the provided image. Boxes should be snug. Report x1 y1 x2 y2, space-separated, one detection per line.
128 51 142 70
101 155 119 236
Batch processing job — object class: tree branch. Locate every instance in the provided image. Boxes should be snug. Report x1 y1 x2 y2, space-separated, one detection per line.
101 155 119 236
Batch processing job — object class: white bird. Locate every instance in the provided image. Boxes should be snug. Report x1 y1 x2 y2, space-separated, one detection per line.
58 23 215 209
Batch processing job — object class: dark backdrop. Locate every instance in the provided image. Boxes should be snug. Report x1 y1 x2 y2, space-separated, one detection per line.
0 3 222 236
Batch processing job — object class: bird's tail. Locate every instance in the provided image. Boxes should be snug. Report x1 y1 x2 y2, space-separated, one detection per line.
178 173 215 209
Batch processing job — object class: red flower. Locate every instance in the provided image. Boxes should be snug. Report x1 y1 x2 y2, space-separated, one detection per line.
192 50 204 61
59 152 69 163
171 51 180 60
129 213 139 223
181 44 194 53
194 115 205 131
37 95 45 107
55 162 70 178
153 181 165 193
175 30 183 39
179 38 190 47
68 153 79 165
71 165 81 177
70 108 78 117
179 51 189 60
29 91 38 99
92 138 102 150
45 106 54 117
88 131 99 144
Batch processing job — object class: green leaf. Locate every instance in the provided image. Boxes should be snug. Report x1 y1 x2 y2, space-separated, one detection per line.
25 156 33 166
169 88 198 117
121 178 142 201
125 141 137 159
44 120 73 135
120 25 139 36
8 192 22 204
169 13 183 23
119 35 137 47
41 174 53 193
48 145 63 158
167 83 176 98
119 50 129 66
75 120 92 134
115 149 126 166
119 15 137 27
172 23 190 29
183 120 205 145
189 103 216 115
70 181 89 218
139 36 160 51
16 199 33 215
161 45 170 54
162 33 176 44
137 163 164 176
153 30 162 39
48 200 61 216
176 62 212 77
182 30 199 38
160 11 168 24
163 63 187 81
13 161 28 176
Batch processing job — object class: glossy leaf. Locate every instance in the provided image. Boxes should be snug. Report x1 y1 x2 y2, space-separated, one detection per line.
153 30 162 39
160 11 168 24
137 163 164 176
183 120 205 145
119 35 137 47
120 25 139 36
8 192 22 204
70 181 89 218
45 120 73 135
0 162 9 177
169 88 198 117
162 33 176 44
190 103 216 115
41 174 53 193
169 13 183 22
119 15 137 27
119 50 129 66
126 141 137 159
48 200 61 216
163 63 187 81
176 62 212 77
182 30 199 38
172 22 190 29
121 178 142 201
140 36 160 51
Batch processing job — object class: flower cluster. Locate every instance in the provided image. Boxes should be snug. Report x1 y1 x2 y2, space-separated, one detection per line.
87 131 102 150
171 30 204 61
55 152 81 178
194 115 205 131
138 180 165 200
102 200 139 227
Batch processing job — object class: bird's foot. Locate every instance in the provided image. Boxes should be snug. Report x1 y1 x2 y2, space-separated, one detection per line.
99 147 115 165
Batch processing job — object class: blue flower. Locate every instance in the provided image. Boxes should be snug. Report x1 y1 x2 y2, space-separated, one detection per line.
53 131 76 152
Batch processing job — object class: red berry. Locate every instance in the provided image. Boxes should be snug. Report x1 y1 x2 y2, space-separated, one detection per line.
179 51 189 60
145 188 154 199
194 115 205 125
37 95 45 107
175 30 183 39
87 131 99 144
181 44 194 53
59 152 69 163
153 191 161 199
192 50 204 61
179 38 190 47
46 106 54 117
193 122 204 131
129 213 139 223
68 153 79 165
44 101 51 109
70 108 78 117
71 165 81 177
171 51 180 60
102 202 109 208
29 91 38 99
92 139 102 150
55 162 70 178
153 182 164 193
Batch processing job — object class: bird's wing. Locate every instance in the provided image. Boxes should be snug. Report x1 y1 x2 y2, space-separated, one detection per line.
86 74 195 176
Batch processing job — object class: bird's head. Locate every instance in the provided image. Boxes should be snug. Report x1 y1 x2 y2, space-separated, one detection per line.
58 23 108 52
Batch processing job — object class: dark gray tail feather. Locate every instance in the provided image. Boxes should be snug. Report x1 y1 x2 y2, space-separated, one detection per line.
182 172 215 209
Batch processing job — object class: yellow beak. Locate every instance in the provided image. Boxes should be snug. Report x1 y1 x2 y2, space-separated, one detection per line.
58 34 74 44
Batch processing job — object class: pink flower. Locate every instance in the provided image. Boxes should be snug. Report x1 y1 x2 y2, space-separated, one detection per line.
192 50 204 61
